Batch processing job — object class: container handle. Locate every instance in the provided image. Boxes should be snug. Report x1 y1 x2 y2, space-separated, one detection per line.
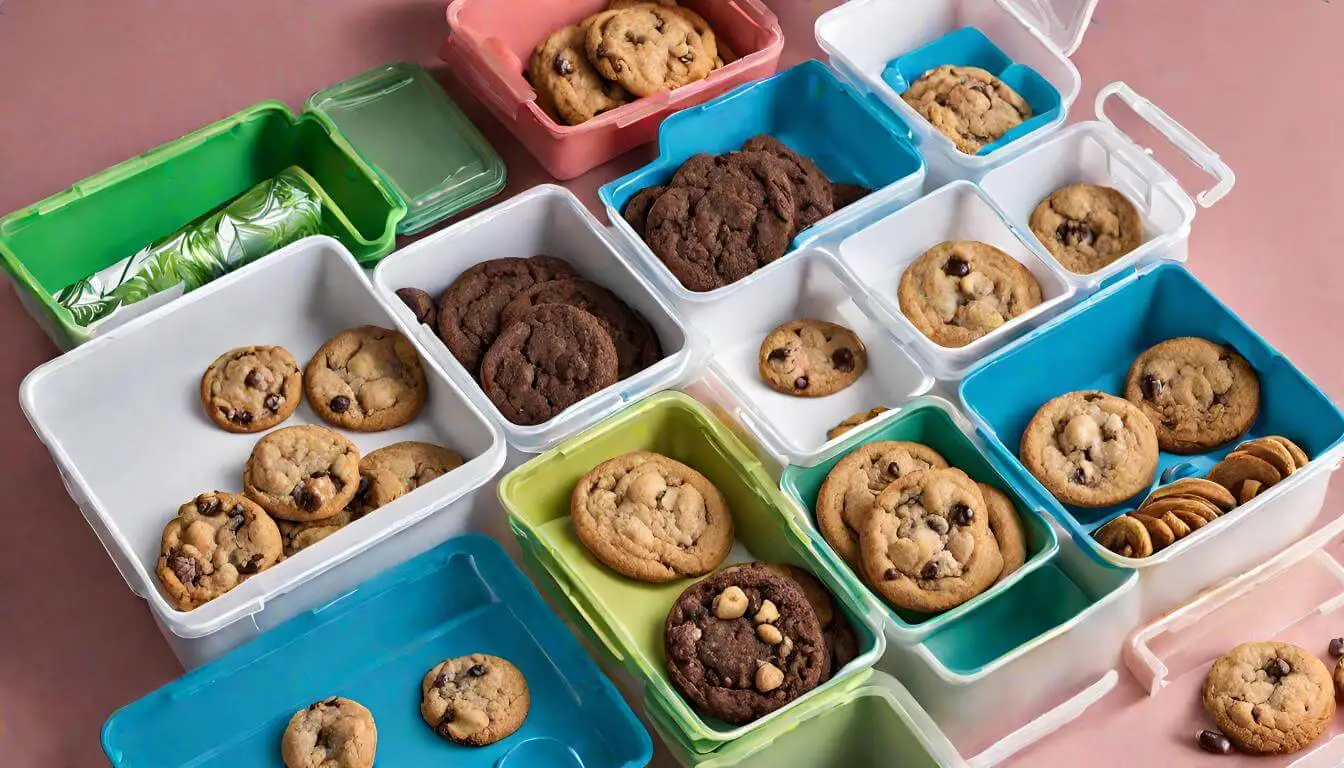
1095 82 1235 208
967 670 1119 768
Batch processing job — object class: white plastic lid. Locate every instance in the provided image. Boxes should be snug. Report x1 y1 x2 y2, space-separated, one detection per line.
1002 0 1099 56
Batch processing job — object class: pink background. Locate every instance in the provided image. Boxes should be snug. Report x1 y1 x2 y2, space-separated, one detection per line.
0 1 1341 765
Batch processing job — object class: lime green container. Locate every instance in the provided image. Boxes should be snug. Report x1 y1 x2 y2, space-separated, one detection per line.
500 391 887 753
0 62 505 349
778 397 1060 645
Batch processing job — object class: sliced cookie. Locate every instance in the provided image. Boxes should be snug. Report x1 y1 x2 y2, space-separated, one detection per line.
156 492 282 610
529 25 630 126
281 697 378 768
1141 477 1236 512
816 441 948 566
500 278 662 379
901 65 1032 155
758 319 867 397
306 326 428 432
1124 337 1261 453
244 425 361 522
1029 183 1143 274
898 240 1043 348
200 345 303 433
421 655 530 746
979 482 1027 582
1020 391 1159 508
1092 515 1153 559
1202 642 1334 755
742 135 835 234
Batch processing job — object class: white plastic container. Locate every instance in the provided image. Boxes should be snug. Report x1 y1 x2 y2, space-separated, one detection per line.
19 237 507 668
372 185 697 453
835 181 1075 380
816 0 1096 186
682 249 934 467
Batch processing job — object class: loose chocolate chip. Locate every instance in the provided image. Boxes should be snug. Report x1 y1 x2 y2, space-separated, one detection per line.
1264 658 1291 680
951 503 974 526
767 348 789 363
244 370 262 388
238 553 264 574
232 410 254 425
882 568 899 581
329 395 351 413
228 514 245 532
1330 638 1344 658
169 553 198 584
553 52 574 76
1056 220 1096 246
468 664 487 677
1196 730 1233 755
794 376 809 390
1141 373 1164 400
264 394 281 412
434 672 448 688
198 497 222 516
942 256 970 277
920 563 938 580
831 348 855 372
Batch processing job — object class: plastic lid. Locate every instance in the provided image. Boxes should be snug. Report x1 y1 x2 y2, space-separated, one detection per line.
1002 0 1098 56
307 63 507 236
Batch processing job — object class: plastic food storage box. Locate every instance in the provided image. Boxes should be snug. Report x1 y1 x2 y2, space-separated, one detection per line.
20 237 506 668
102 534 653 768
0 62 504 350
373 185 697 453
600 60 926 308
500 391 887 754
441 0 785 180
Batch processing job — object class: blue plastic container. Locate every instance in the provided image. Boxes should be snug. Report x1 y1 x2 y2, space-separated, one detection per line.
101 534 651 768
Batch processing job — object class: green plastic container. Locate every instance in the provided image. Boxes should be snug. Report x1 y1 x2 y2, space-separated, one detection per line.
778 397 1059 644
1 62 504 349
500 391 886 753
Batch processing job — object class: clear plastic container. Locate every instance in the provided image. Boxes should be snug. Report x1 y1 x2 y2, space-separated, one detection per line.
441 0 785 180
372 185 697 453
19 237 506 666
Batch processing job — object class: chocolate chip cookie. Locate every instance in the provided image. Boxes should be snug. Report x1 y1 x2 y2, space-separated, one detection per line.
742 135 835 234
200 345 302 433
1124 337 1261 454
758 319 867 398
1202 642 1334 755
282 697 377 768
665 563 827 724
244 425 361 522
277 510 355 557
901 65 1032 155
501 278 662 379
1029 183 1143 274
571 451 734 582
306 326 428 432
480 304 618 425
1020 391 1159 508
979 483 1027 582
816 441 949 566
156 492 282 610
585 6 713 98
421 654 530 747
898 240 1044 348
437 256 580 375
530 25 631 126
608 0 719 65
826 406 890 442
860 469 1003 613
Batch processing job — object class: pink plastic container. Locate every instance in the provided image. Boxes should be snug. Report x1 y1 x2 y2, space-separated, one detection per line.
441 0 785 180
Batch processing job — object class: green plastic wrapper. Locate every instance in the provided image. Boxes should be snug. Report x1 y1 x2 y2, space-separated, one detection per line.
55 166 324 328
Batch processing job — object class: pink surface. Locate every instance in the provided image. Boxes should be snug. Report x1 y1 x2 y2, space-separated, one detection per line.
0 1 1341 766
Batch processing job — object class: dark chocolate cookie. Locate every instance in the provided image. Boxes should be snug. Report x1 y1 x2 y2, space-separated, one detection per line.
831 183 871 211
436 256 579 375
623 186 666 236
480 304 619 425
664 562 827 724
500 278 661 379
742 135 835 233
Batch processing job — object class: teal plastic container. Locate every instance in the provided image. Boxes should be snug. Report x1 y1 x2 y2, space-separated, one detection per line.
779 397 1059 644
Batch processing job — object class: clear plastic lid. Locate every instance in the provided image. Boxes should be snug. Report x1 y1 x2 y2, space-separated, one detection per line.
1003 0 1099 56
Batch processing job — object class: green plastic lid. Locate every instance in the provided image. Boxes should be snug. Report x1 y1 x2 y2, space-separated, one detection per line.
307 62 507 236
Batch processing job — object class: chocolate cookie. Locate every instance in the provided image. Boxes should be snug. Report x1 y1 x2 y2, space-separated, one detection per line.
421 654 530 747
742 135 835 233
1124 337 1261 454
437 256 579 375
901 65 1032 155
1020 391 1159 508
1202 642 1334 755
758 319 867 397
572 451 734 582
816 441 948 566
623 185 666 236
281 697 378 768
395 288 438 329
898 240 1044 348
529 25 631 126
199 345 302 433
156 492 282 611
480 304 618 425
1030 183 1143 274
759 563 858 682
244 425 362 522
861 469 1003 613
501 278 662 379
306 326 428 432
831 183 871 211
665 563 827 724
978 483 1026 582
585 6 713 98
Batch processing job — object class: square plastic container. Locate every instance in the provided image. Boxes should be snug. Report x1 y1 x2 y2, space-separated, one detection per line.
19 237 506 665
441 0 785 180
960 263 1344 618
372 185 696 453
499 391 886 753
835 180 1075 380
102 534 653 768
779 397 1058 643
599 60 927 306
816 0 1094 186
687 249 934 467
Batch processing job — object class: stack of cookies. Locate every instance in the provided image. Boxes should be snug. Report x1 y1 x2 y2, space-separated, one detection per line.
898 240 1044 348
622 134 871 292
528 0 728 127
902 65 1033 155
397 255 663 426
1207 435 1310 504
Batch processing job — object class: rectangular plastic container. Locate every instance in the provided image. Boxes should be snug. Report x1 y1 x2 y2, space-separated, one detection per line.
499 391 886 753
835 180 1075 380
372 185 696 453
441 0 785 180
599 60 927 306
960 263 1344 618
20 237 506 666
687 248 934 467
102 534 653 768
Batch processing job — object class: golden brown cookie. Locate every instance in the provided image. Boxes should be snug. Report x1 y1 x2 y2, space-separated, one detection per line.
244 425 361 522
901 65 1032 154
200 345 303 433
1092 514 1153 559
1202 642 1334 755
827 407 890 442
421 655 530 746
156 492 283 610
898 240 1043 348
978 483 1027 582
758 319 867 397
1207 453 1282 495
816 441 948 566
585 6 713 98
1020 391 1159 508
282 697 378 768
530 25 631 126
1029 183 1143 274
1140 477 1237 512
1124 337 1261 454
305 326 428 432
